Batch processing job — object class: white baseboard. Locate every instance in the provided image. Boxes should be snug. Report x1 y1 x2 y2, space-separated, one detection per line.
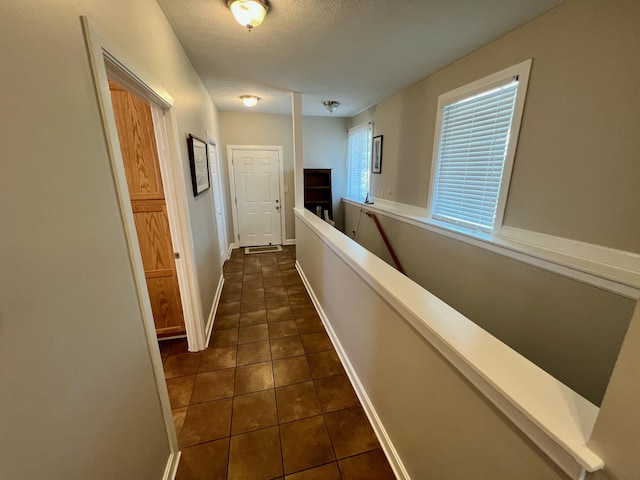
228 243 238 258
205 274 225 348
283 238 297 245
163 451 181 480
296 261 410 480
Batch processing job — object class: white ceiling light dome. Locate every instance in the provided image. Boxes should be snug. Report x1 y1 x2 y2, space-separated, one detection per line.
227 0 270 30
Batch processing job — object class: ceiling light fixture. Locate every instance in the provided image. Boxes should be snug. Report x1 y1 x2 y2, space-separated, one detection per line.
323 100 340 114
227 0 270 31
240 95 260 107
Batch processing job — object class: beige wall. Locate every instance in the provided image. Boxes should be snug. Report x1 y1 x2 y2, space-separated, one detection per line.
297 216 569 480
219 112 348 239
350 0 640 253
0 0 222 478
303 116 349 230
588 301 640 480
219 112 296 242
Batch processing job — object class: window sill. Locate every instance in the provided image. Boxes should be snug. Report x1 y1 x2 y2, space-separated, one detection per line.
343 197 640 299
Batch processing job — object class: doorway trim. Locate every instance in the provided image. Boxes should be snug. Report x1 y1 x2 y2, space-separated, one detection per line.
207 136 229 267
227 145 286 247
82 16 204 478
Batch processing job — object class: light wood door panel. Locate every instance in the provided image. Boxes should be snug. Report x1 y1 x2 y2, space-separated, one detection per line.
110 80 185 338
110 81 165 201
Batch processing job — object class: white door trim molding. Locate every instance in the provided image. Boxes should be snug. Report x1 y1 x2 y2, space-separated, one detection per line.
206 136 230 266
81 15 201 471
227 145 286 246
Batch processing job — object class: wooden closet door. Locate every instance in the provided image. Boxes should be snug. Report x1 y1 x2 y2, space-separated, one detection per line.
109 81 185 337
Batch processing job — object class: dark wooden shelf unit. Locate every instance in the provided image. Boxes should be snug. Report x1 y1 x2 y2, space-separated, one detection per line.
304 168 332 220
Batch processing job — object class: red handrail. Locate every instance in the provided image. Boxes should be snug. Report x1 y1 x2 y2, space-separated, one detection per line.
364 211 405 275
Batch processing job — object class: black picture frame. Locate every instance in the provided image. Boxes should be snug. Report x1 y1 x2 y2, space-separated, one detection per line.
372 135 383 174
187 134 210 196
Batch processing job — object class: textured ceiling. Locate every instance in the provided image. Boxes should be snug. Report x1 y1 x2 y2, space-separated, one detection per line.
157 0 564 117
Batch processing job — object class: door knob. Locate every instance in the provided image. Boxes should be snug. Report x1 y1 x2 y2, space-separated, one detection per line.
276 205 280 210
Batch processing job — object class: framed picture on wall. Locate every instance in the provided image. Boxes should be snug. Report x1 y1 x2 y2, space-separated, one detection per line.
187 134 210 196
372 135 383 174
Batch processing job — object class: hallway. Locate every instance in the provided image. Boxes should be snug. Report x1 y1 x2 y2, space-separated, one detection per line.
161 246 396 480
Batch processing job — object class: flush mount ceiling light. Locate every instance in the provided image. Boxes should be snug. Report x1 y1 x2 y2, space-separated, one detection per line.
227 0 270 30
240 95 260 107
323 100 340 114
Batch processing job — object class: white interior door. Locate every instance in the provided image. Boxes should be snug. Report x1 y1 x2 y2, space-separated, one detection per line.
231 148 282 247
208 140 227 266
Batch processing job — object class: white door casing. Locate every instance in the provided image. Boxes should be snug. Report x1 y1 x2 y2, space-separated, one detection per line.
207 138 228 267
228 146 285 247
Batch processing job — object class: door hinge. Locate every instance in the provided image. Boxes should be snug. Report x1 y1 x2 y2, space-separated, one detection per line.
174 252 180 259
235 198 237 205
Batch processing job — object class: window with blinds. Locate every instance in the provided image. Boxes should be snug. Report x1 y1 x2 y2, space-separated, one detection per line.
429 60 531 234
346 123 373 201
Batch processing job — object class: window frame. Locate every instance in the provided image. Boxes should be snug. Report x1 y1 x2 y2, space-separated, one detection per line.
427 59 532 235
346 122 373 201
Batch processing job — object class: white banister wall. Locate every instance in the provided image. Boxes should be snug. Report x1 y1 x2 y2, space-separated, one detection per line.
295 207 602 480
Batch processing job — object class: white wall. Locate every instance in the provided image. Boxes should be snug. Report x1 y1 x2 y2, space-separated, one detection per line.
0 0 222 478
303 116 349 230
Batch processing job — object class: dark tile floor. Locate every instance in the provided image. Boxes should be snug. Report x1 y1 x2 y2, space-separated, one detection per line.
160 246 396 480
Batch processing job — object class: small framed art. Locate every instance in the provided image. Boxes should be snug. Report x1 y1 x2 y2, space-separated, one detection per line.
372 135 383 174
187 134 210 196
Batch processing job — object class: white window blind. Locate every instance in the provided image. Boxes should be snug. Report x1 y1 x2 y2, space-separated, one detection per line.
431 78 519 233
346 123 372 201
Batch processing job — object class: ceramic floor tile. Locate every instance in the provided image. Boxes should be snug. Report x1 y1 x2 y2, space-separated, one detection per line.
265 285 288 297
292 304 319 320
199 346 237 372
266 295 291 309
190 369 235 404
213 313 240 330
286 284 307 295
228 426 283 480
268 306 295 323
164 353 201 379
238 324 270 344
273 356 312 387
314 374 359 413
338 450 396 480
242 273 263 283
176 438 229 480
242 280 263 291
284 462 341 480
217 301 241 315
231 389 278 435
269 320 299 339
324 406 380 459
270 336 305 360
288 293 312 306
243 287 265 300
235 361 274 394
210 328 239 348
280 416 335 475
180 398 232 447
300 332 333 353
237 340 271 366
239 309 267 326
307 351 345 379
166 375 196 409
276 381 322 423
165 338 189 355
295 317 325 334
241 298 266 313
